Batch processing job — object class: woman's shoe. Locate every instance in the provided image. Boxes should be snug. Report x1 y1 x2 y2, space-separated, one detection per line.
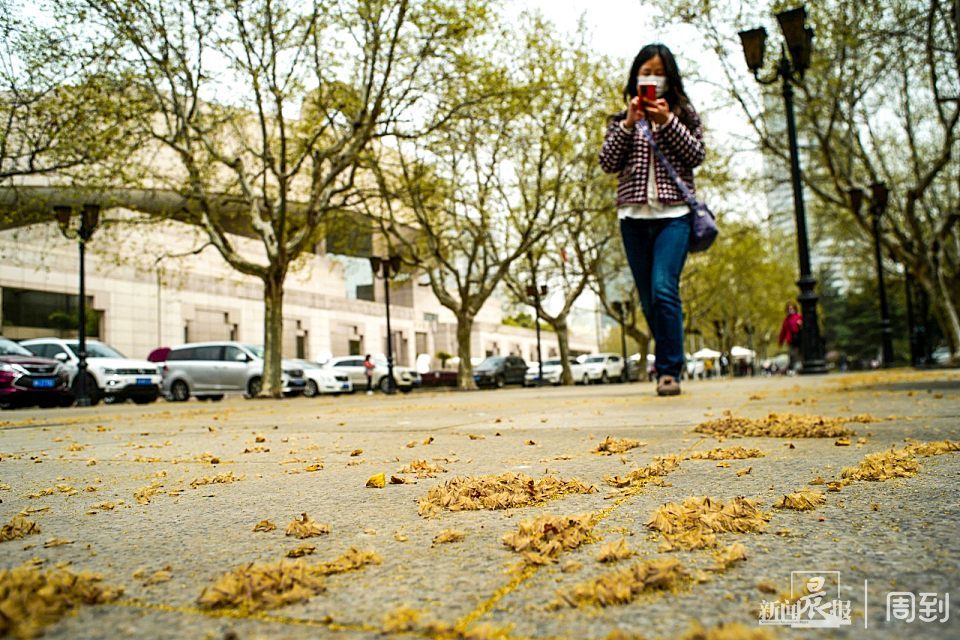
657 375 681 396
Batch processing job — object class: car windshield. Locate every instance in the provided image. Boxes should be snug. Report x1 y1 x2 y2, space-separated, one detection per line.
244 345 264 359
478 357 505 368
65 341 125 358
584 356 605 363
0 338 33 356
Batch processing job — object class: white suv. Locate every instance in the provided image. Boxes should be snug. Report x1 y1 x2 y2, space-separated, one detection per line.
323 356 418 393
580 352 626 384
21 338 162 405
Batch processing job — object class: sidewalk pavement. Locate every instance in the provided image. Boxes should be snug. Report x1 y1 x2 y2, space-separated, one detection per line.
1 369 958 639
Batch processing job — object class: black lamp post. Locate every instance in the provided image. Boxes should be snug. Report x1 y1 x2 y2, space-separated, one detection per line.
369 254 402 394
739 6 827 374
525 283 548 385
612 300 632 382
55 204 99 406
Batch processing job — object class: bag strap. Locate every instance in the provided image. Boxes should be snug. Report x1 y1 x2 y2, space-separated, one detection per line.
638 120 697 207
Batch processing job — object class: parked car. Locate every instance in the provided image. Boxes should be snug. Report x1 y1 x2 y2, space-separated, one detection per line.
473 355 527 388
524 358 590 386
580 353 625 383
0 337 72 409
323 356 418 393
931 345 953 365
21 338 161 405
420 370 459 387
288 359 352 396
158 342 306 401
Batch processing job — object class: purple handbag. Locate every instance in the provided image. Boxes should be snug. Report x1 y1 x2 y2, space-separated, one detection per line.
639 121 718 253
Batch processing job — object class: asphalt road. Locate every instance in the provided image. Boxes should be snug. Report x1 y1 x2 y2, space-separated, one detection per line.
1 370 958 640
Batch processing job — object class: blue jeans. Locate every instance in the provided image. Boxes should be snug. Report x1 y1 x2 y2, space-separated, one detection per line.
620 216 690 379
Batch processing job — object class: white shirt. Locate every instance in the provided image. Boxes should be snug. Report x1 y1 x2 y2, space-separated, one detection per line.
617 115 689 221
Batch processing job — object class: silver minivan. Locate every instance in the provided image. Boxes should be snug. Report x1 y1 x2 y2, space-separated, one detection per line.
160 342 306 401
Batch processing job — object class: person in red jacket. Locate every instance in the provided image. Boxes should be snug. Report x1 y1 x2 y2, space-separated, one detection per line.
778 303 803 373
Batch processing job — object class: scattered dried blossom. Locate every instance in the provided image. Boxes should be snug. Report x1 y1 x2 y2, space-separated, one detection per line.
285 513 330 539
736 467 752 477
304 463 324 472
604 455 682 488
418 473 595 518
197 547 380 612
133 481 163 505
1 515 40 542
774 490 826 511
689 447 765 460
432 529 465 545
0 562 122 638
593 436 645 455
694 412 875 438
711 543 748 571
189 472 243 488
554 558 688 608
252 520 277 533
141 567 172 586
647 496 770 551
286 544 316 558
397 459 446 478
501 514 594 564
366 473 386 489
596 538 633 563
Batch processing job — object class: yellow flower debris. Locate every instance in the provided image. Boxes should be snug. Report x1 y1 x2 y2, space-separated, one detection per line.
0 562 122 639
189 471 243 488
252 520 277 533
0 515 41 542
596 538 633 563
604 455 682 489
774 490 826 511
711 543 748 571
432 529 466 545
397 459 446 478
694 412 877 438
133 480 164 505
501 514 594 565
197 547 380 612
418 473 595 518
366 473 386 488
593 436 645 455
647 496 770 551
285 513 330 539
554 558 688 608
689 447 765 460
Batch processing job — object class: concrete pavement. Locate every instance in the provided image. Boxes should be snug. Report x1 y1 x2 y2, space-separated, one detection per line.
1 370 958 639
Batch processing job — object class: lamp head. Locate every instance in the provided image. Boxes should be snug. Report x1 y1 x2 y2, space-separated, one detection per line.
54 206 72 234
776 6 813 74
612 301 623 315
870 182 889 213
738 27 768 74
525 285 537 298
847 187 864 214
369 256 382 275
388 255 402 276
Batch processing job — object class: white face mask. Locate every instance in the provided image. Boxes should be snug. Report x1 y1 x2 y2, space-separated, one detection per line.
636 75 668 98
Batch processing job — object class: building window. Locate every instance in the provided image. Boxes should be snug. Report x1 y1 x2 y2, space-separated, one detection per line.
415 331 428 355
0 287 101 340
423 312 439 323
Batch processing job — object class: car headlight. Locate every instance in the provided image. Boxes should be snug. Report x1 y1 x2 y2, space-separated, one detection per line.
0 362 27 375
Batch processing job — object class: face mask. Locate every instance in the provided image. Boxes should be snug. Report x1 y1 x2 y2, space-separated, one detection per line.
636 75 668 98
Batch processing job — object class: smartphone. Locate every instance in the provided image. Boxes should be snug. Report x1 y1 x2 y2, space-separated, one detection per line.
637 82 657 101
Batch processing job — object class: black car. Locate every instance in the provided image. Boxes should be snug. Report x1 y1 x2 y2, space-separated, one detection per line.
473 355 527 388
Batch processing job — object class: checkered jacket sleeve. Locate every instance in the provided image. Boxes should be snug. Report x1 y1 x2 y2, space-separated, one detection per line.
655 104 705 168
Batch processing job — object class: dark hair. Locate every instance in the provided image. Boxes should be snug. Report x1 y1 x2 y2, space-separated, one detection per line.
623 44 691 117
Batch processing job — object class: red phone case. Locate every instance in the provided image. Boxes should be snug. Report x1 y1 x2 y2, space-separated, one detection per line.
638 83 656 101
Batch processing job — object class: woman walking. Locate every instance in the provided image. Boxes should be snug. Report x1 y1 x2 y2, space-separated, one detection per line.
598 43 705 396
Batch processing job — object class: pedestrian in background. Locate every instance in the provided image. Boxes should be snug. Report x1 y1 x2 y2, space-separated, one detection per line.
363 354 375 394
599 43 705 397
779 303 803 373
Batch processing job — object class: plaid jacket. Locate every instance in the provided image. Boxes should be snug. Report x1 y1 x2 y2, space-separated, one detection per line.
598 104 705 207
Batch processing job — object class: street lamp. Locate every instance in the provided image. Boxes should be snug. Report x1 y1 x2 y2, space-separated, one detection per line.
55 204 100 406
849 185 894 366
369 254 402 394
612 300 632 382
739 5 828 374
526 283 548 385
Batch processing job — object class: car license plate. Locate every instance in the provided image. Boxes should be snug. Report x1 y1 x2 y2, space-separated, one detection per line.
341 383 350 390
136 378 152 385
291 380 306 387
33 378 56 388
